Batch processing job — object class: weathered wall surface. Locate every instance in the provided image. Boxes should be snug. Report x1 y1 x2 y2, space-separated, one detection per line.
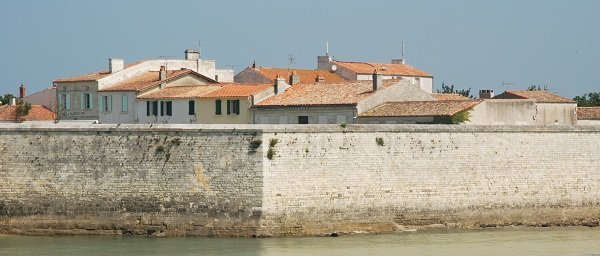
1 124 599 237
0 124 264 236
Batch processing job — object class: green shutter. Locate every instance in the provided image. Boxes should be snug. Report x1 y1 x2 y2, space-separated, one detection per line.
99 95 104 112
108 95 113 112
121 95 128 112
89 94 93 110
65 94 71 110
226 100 231 115
80 94 85 110
215 100 221 115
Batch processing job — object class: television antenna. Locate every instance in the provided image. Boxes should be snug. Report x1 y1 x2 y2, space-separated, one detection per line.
287 54 296 70
158 55 177 72
501 81 515 91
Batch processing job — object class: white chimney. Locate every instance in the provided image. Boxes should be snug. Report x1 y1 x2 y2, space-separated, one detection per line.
391 59 405 65
479 89 495 99
274 75 290 95
185 49 200 60
109 58 124 73
10 98 16 106
372 70 383 91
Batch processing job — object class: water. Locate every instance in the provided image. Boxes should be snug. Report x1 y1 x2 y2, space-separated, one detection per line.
1 227 599 256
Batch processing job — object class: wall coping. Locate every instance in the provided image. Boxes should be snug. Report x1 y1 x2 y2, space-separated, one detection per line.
0 123 599 133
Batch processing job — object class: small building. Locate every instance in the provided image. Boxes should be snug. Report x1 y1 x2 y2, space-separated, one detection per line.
0 102 55 123
198 83 274 124
97 68 217 124
317 54 434 93
577 107 600 125
358 100 481 124
491 90 577 125
235 63 347 84
253 74 435 124
21 84 58 111
53 49 233 120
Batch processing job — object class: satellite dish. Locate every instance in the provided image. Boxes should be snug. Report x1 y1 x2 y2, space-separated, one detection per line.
330 64 337 72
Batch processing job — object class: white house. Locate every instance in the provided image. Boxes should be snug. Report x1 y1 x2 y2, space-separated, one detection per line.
53 49 233 120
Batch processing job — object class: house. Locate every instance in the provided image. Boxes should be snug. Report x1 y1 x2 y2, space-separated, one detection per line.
577 107 600 125
53 49 233 120
198 83 274 124
20 84 58 112
253 73 435 124
0 100 55 123
358 100 481 124
234 62 347 84
97 67 217 124
317 54 434 93
488 90 577 125
136 85 223 124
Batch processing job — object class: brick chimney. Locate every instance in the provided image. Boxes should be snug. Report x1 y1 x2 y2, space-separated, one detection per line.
109 58 124 73
479 89 495 99
289 71 300 85
19 83 26 98
372 69 383 91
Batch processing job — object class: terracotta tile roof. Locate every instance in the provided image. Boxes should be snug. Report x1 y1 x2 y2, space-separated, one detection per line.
360 100 481 117
255 80 399 107
252 68 347 84
98 69 195 92
577 107 600 120
0 104 56 121
53 61 144 83
137 85 224 99
493 90 575 103
432 93 472 101
332 60 432 77
201 83 273 98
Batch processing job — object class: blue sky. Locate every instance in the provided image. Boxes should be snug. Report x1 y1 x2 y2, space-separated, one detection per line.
1 0 598 98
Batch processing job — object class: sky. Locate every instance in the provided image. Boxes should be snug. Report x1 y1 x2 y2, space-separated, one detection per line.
0 0 599 98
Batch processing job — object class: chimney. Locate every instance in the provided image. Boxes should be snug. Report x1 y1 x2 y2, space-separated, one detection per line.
252 60 257 69
317 55 332 70
19 83 26 98
274 75 290 95
289 71 300 85
10 97 16 106
315 75 325 83
479 89 495 99
372 69 383 91
391 59 406 65
159 66 167 81
109 58 124 73
185 49 200 60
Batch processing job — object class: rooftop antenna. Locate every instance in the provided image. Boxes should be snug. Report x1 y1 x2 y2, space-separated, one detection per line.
402 42 405 58
288 54 296 70
501 81 515 91
158 55 176 71
326 41 329 56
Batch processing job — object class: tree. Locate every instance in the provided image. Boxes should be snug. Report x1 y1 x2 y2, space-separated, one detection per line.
0 94 15 105
527 85 547 91
437 82 473 98
14 99 31 122
573 92 600 107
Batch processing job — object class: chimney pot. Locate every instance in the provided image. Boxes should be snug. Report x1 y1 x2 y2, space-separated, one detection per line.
315 75 325 83
391 59 406 65
109 58 124 73
10 97 16 106
19 83 26 98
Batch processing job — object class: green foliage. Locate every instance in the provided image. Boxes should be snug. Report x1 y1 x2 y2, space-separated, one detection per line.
14 99 31 122
170 138 181 146
156 145 165 153
249 139 262 151
267 148 275 160
269 138 278 147
375 137 384 146
437 82 473 98
450 110 471 124
340 122 347 128
573 92 600 107
0 94 15 105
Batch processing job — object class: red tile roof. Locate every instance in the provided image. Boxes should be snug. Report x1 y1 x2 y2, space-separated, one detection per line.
0 104 56 121
360 100 481 117
53 61 144 83
577 107 600 120
99 69 212 92
432 93 472 101
201 83 273 98
252 68 347 84
137 85 224 99
255 80 399 107
333 60 432 77
493 90 575 103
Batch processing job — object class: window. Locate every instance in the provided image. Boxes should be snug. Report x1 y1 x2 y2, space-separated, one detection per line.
81 93 91 110
165 101 172 116
188 100 195 115
227 99 240 115
298 116 309 124
146 101 151 116
100 95 111 112
60 93 70 110
215 100 222 115
121 95 128 112
152 101 158 116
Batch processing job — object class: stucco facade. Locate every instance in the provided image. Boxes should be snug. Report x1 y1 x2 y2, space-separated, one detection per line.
467 99 577 125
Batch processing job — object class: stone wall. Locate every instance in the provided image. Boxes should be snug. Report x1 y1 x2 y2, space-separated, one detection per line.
0 123 599 237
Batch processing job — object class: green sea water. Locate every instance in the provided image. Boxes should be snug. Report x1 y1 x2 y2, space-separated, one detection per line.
1 227 599 256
